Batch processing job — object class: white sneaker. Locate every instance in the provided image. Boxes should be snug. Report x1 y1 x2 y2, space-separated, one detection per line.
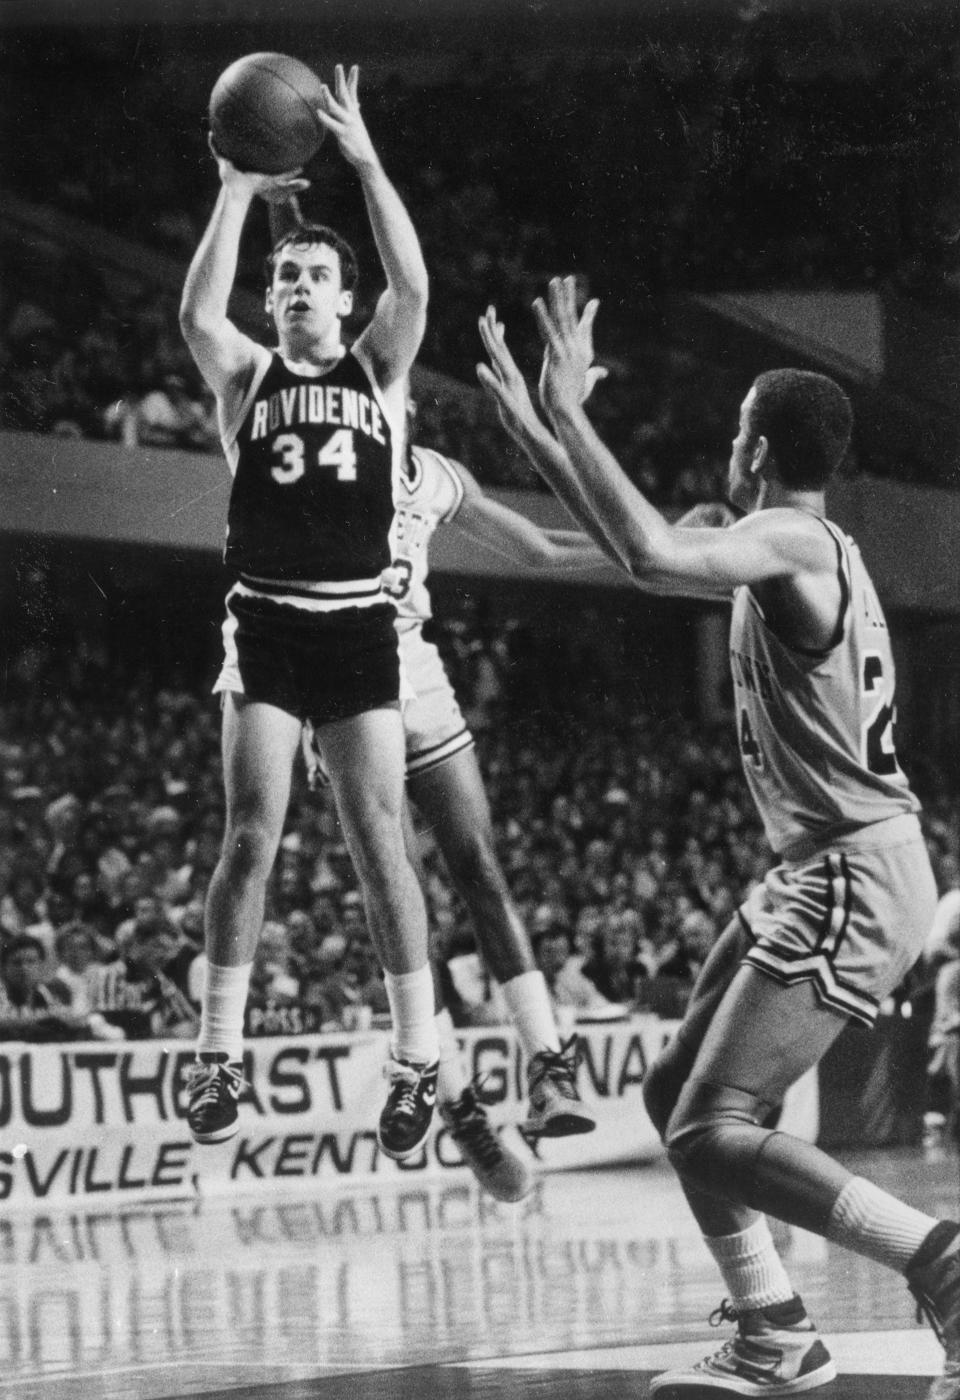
649 1296 836 1395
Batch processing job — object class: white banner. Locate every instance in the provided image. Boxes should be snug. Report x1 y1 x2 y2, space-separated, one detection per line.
0 1019 818 1205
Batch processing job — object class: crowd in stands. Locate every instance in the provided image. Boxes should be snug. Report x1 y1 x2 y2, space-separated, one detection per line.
2 600 958 1044
2 15 958 492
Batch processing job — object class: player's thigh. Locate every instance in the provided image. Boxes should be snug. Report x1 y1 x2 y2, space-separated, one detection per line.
683 964 849 1112
408 747 495 849
221 693 301 834
675 915 752 1056
645 917 749 1128
320 705 407 835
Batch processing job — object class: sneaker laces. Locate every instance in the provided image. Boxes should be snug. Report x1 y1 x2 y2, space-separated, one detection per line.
446 1083 503 1170
188 1059 246 1110
709 1299 740 1327
384 1059 424 1120
912 1285 944 1341
529 1034 581 1099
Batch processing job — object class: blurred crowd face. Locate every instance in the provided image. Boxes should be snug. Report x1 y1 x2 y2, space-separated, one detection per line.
603 914 640 968
131 926 178 973
179 898 205 943
535 928 572 978
573 904 604 958
57 924 97 973
3 942 44 999
133 896 165 932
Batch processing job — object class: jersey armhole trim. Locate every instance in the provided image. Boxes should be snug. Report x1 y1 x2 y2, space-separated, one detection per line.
220 349 273 459
436 453 466 522
744 521 850 661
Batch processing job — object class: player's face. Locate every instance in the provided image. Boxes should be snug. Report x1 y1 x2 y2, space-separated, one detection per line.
728 386 762 511
267 243 353 344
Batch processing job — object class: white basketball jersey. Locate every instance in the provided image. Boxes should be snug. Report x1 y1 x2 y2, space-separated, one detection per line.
729 516 919 858
382 445 465 633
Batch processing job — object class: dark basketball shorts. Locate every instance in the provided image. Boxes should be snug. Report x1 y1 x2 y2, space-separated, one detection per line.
214 586 400 726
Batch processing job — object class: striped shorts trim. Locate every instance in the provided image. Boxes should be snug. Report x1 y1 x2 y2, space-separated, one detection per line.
742 854 878 1026
406 727 475 778
739 834 936 1029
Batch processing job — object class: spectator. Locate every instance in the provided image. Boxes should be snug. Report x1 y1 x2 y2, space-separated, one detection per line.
643 908 719 1017
25 888 75 973
533 921 621 1020
48 920 101 1014
113 893 179 954
0 934 86 1041
321 930 392 1031
88 923 199 1040
582 908 649 1005
247 921 300 1009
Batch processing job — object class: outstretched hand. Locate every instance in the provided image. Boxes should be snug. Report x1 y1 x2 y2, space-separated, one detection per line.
476 306 541 441
316 63 379 170
477 292 607 442
533 276 603 418
208 133 310 203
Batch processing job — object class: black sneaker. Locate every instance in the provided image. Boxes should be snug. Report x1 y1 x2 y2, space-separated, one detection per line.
649 1295 836 1395
440 1084 531 1202
186 1053 246 1144
378 1057 439 1160
524 1035 596 1137
907 1220 960 1400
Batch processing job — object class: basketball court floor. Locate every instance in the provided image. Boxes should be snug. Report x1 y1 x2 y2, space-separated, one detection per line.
1 1142 955 1400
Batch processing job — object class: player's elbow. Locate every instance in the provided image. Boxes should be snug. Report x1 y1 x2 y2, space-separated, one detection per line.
178 297 204 340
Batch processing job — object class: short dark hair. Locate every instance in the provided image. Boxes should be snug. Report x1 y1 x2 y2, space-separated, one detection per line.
264 224 359 294
748 369 853 489
2 934 45 966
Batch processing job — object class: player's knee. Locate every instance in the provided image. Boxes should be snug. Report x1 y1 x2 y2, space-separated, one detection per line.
221 814 279 882
665 1078 772 1199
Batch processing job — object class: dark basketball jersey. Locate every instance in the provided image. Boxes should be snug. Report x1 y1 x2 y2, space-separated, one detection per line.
729 516 919 858
222 349 398 583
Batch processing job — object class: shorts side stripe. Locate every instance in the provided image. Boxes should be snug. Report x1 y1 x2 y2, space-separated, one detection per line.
745 944 879 1026
744 855 879 1026
818 853 852 958
406 728 474 777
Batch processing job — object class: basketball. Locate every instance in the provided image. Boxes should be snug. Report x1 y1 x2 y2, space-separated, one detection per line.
209 52 326 175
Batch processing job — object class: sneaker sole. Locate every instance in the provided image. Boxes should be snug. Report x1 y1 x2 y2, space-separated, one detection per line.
377 1125 431 1162
649 1356 837 1395
190 1122 240 1145
522 1111 596 1138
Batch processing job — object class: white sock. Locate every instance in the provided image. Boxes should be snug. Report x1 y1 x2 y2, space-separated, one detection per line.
502 970 561 1057
198 961 252 1061
705 1217 796 1311
826 1176 939 1271
435 1008 469 1104
384 966 440 1065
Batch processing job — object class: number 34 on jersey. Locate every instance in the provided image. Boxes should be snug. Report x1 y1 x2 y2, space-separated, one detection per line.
271 429 357 484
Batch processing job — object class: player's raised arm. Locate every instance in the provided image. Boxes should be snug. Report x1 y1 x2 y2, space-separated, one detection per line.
318 64 428 390
532 277 835 600
476 304 625 575
180 144 308 401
